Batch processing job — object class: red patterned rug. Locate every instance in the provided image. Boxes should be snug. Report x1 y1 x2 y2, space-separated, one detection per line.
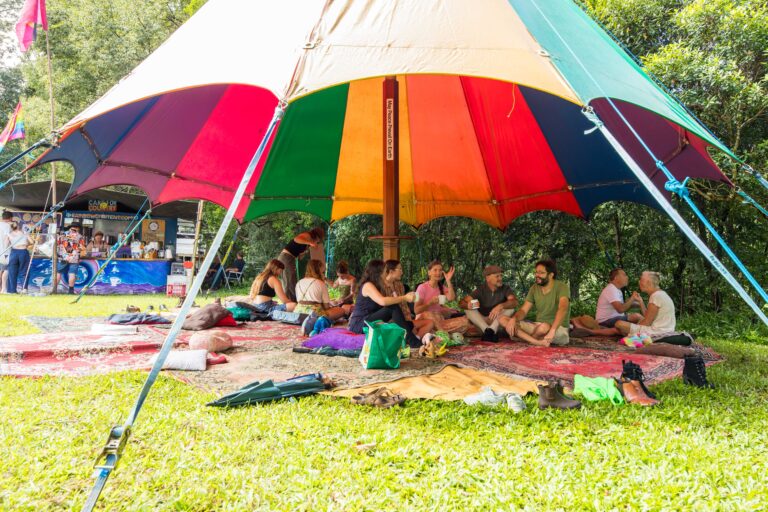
0 322 302 378
444 340 722 384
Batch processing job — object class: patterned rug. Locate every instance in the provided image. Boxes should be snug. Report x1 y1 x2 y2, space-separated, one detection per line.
444 340 722 385
0 330 174 377
1 320 724 395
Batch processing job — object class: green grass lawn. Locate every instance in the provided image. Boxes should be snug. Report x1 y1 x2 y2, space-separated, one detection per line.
1 295 768 510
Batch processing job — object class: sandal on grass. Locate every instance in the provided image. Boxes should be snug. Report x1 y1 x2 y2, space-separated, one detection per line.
351 387 405 408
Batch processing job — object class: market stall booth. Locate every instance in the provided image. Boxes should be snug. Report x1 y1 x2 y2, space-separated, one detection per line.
0 181 197 294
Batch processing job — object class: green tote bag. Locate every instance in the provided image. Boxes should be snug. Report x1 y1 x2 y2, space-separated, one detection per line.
359 320 406 370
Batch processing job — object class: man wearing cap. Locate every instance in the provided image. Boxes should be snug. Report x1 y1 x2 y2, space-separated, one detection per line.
58 223 85 294
500 259 571 346
460 265 518 341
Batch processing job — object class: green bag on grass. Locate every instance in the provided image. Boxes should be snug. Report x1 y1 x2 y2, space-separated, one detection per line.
359 320 406 370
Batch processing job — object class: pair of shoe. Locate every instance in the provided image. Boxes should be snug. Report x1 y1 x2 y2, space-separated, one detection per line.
616 377 658 406
621 360 656 399
538 382 581 410
619 360 659 406
481 328 498 342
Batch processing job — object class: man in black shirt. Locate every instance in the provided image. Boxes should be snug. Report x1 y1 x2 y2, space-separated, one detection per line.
460 265 518 341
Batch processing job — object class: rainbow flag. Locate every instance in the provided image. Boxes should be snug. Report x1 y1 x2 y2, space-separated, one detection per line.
15 0 47 53
0 103 25 155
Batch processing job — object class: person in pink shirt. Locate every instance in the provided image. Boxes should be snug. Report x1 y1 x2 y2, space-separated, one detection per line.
414 260 468 334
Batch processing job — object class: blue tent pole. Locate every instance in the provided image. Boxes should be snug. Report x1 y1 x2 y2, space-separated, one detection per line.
81 104 284 512
588 114 768 327
736 189 768 220
743 165 768 192
0 137 51 176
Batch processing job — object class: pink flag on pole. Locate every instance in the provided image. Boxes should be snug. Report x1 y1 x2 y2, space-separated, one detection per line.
15 0 48 53
0 103 26 155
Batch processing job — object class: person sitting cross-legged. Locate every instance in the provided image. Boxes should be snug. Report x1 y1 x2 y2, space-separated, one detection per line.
347 259 420 348
294 259 347 322
460 265 518 342
572 268 646 336
249 259 297 314
500 259 570 347
615 271 675 337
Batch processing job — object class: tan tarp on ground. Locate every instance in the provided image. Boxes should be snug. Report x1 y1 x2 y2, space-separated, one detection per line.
329 365 542 401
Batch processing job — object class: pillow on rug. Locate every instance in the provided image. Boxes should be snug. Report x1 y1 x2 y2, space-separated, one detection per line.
188 330 233 352
635 343 695 359
653 332 694 346
302 328 365 351
150 349 208 371
229 301 272 321
215 314 238 327
182 303 231 330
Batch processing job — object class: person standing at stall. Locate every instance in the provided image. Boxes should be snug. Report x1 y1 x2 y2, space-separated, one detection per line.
5 221 34 294
85 231 109 258
58 223 86 294
276 227 324 302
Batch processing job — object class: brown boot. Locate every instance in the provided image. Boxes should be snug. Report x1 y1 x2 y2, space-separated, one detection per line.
538 383 582 410
618 378 658 406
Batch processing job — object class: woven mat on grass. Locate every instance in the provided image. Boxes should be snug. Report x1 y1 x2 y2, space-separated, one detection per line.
444 339 723 385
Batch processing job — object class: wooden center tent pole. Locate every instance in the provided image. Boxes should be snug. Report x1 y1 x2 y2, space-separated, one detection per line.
382 75 399 260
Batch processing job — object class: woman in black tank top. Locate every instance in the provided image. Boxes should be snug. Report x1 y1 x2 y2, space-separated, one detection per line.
249 259 297 314
347 259 420 347
275 227 325 303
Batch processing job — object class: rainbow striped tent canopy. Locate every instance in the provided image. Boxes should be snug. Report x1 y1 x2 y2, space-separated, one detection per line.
31 0 734 228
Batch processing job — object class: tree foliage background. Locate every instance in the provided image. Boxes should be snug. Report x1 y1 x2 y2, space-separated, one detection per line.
1 0 766 334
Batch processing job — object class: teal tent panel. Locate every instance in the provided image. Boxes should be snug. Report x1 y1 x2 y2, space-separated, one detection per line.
509 0 736 160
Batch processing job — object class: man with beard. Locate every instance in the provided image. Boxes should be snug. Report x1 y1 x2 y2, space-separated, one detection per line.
500 259 570 346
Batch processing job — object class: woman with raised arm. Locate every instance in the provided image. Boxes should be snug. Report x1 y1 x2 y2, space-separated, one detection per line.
275 226 325 302
414 260 468 334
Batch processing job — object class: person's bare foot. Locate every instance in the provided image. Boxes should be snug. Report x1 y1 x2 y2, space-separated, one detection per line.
530 338 550 347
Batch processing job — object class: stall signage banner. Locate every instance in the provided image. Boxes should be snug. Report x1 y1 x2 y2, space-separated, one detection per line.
88 199 117 212
69 212 130 221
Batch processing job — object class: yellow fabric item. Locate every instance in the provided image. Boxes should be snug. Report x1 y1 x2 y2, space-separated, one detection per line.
328 365 542 401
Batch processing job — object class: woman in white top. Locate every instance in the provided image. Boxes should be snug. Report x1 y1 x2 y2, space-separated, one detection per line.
616 271 676 336
5 222 34 294
295 259 347 321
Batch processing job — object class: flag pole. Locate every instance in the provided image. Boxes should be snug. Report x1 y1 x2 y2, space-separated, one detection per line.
44 27 59 294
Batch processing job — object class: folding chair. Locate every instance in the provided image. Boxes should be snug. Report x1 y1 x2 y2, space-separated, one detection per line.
223 265 245 289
